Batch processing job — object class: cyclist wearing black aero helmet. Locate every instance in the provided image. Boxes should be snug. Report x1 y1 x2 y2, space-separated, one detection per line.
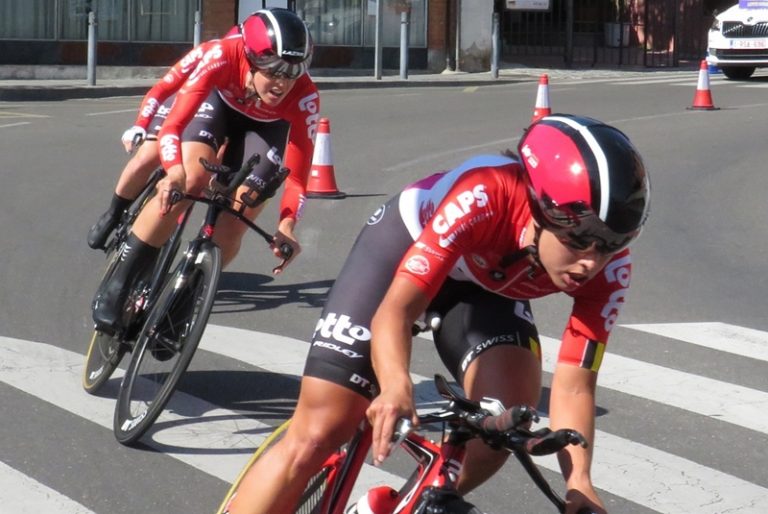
222 114 649 514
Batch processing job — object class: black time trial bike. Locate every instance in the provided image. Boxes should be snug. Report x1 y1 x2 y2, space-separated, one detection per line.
112 153 292 445
82 166 191 394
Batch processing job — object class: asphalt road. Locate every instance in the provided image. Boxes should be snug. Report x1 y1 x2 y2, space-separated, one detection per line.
1 69 767 513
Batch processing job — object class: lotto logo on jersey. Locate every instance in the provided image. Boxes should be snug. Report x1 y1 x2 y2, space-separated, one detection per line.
298 92 319 141
140 98 160 119
313 312 371 345
600 254 631 331
159 134 180 163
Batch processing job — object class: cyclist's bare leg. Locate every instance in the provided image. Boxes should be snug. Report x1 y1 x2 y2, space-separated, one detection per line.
87 141 163 249
213 187 268 267
457 345 542 494
226 376 369 514
132 141 217 247
115 139 161 199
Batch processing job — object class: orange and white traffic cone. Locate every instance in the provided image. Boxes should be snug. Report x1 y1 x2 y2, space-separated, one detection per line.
688 60 719 111
307 117 346 199
531 74 552 123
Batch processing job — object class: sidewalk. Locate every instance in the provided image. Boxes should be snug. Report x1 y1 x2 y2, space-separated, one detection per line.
0 64 691 101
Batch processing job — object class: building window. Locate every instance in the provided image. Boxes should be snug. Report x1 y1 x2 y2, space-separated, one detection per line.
0 0 193 42
0 0 55 39
132 0 194 42
296 0 425 47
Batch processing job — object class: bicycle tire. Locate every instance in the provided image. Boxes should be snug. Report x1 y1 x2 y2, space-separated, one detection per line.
82 329 129 394
217 421 360 514
83 171 165 394
113 241 221 445
216 420 292 514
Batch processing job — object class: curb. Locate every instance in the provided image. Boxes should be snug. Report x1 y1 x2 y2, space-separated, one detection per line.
0 86 152 102
0 77 531 102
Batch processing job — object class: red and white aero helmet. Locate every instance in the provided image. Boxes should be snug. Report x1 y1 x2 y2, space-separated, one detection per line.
519 114 650 253
240 8 313 79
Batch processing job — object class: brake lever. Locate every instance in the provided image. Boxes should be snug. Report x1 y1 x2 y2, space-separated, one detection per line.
271 242 294 275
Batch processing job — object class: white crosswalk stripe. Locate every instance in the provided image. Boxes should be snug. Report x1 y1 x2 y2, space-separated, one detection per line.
1 322 767 513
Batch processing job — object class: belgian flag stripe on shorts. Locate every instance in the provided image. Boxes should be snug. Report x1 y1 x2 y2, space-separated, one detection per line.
582 339 606 372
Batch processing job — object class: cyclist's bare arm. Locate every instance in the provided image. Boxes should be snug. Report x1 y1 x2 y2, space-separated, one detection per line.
368 277 431 464
550 364 605 513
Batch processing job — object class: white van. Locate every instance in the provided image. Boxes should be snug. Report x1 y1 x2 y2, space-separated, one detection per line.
707 3 768 79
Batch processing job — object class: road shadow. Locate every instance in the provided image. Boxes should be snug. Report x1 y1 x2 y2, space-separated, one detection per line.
213 272 334 314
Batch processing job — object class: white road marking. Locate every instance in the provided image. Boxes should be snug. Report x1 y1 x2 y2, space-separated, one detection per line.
85 108 139 116
622 322 768 363
2 322 768 513
540 335 768 434
0 122 30 129
0 334 400 507
0 460 95 514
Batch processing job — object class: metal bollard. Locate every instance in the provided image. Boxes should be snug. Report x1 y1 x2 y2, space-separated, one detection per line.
194 10 202 47
491 12 499 79
400 10 410 80
87 10 97 86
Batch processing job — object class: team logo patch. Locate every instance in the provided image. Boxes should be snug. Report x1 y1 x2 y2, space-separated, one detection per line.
471 254 488 268
405 255 430 275
367 205 386 225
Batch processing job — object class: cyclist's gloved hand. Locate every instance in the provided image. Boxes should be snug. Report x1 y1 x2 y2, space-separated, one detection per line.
121 126 147 153
271 218 300 275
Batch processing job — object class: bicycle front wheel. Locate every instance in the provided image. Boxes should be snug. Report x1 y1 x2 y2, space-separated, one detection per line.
216 420 292 514
218 421 361 514
113 242 221 445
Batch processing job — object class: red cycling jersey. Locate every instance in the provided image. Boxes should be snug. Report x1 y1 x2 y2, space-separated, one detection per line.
157 34 320 222
396 154 632 370
131 39 222 131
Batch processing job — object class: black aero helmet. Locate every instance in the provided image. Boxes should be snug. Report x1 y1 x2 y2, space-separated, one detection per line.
518 114 650 253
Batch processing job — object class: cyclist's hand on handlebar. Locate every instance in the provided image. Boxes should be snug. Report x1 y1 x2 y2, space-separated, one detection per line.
121 125 147 153
157 165 186 215
270 218 300 275
366 385 418 467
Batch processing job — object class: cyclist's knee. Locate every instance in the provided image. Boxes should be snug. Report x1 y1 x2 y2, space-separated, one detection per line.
282 426 341 474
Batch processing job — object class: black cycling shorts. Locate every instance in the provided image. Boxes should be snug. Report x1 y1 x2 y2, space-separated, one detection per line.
303 194 540 400
147 90 289 183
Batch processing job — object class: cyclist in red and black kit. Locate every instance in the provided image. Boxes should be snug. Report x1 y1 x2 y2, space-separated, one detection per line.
92 8 319 335
86 35 231 250
223 115 651 514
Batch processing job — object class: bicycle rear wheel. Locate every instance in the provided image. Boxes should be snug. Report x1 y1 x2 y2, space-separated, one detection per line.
113 242 221 445
82 330 129 393
83 171 166 394
83 240 127 394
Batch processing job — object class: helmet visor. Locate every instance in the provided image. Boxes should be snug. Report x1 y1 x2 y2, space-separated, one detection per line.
246 50 308 79
536 199 640 254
